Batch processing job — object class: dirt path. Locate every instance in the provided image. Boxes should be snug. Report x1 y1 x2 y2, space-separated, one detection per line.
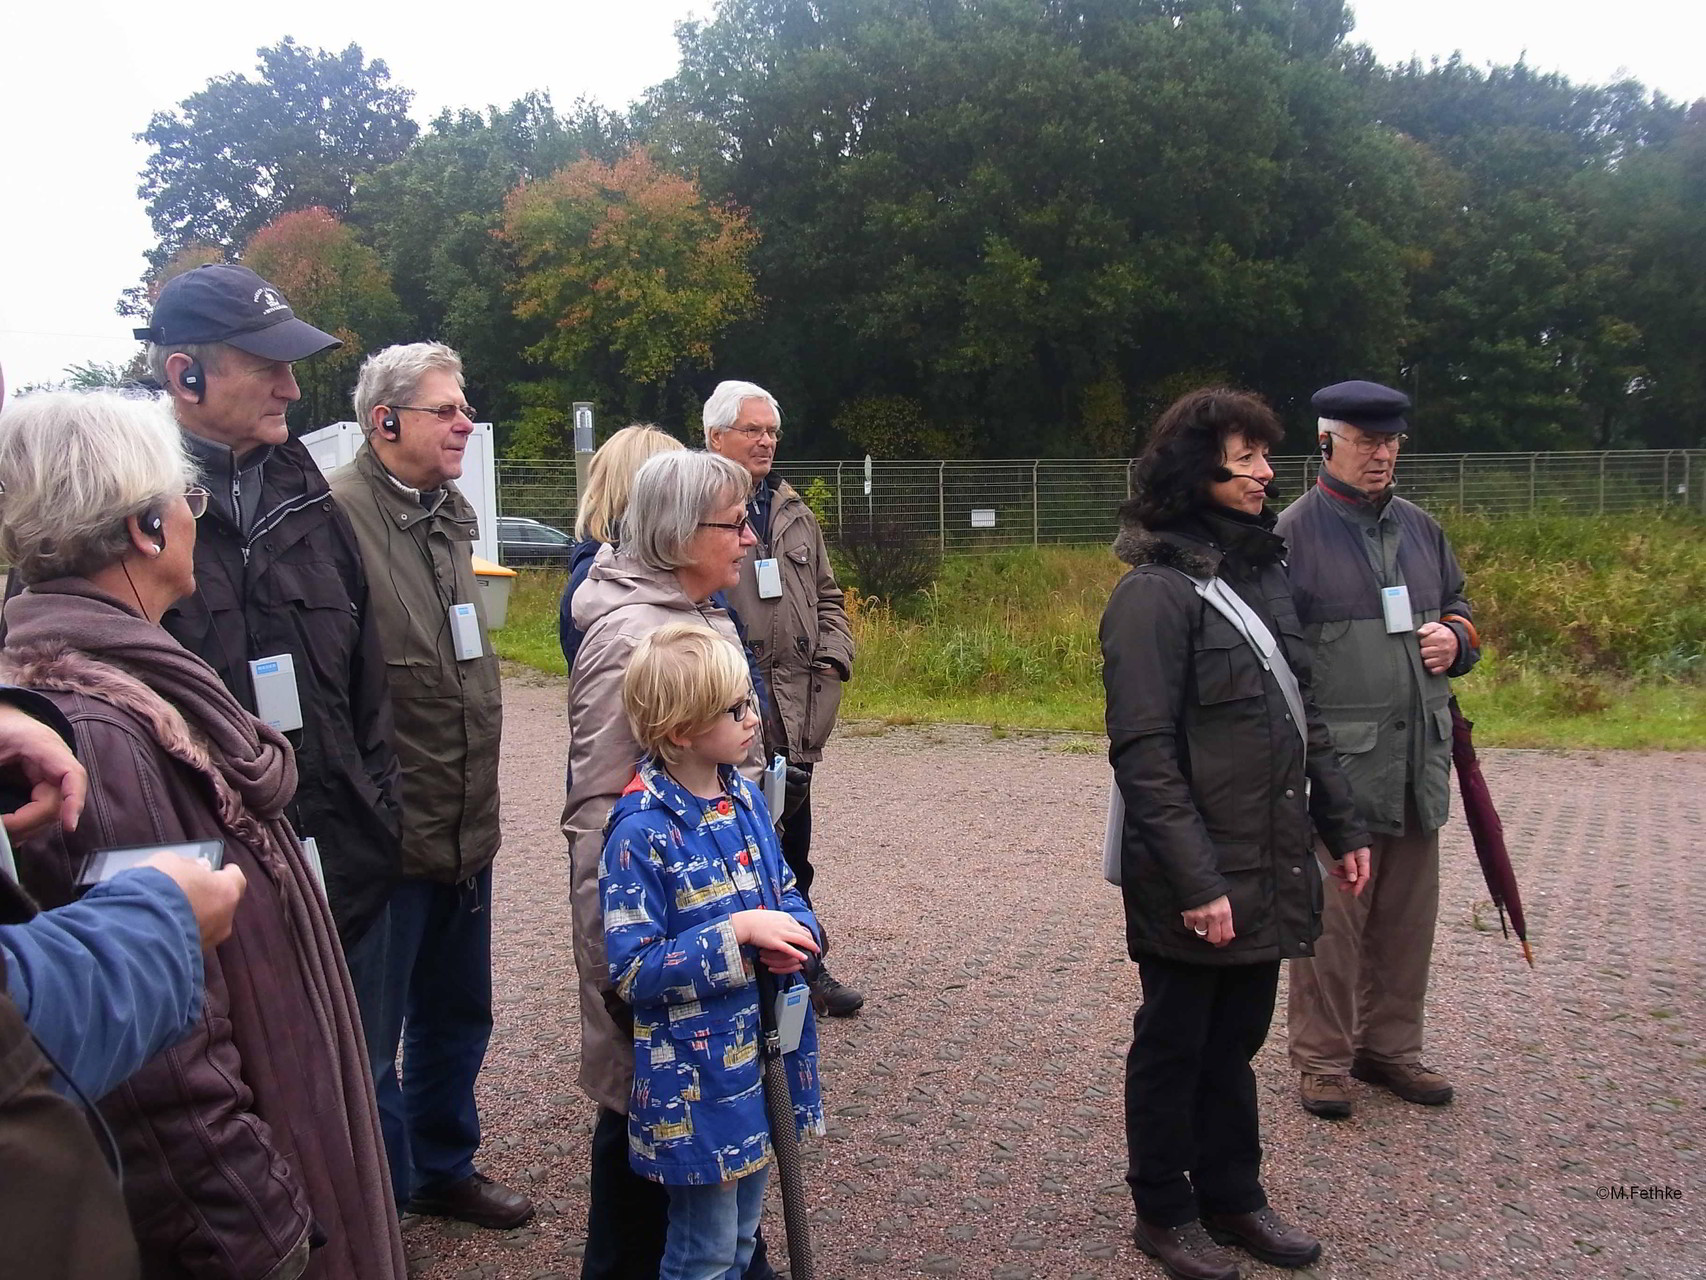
404 670 1704 1278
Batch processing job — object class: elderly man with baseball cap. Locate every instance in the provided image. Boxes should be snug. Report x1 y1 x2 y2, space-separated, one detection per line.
135 264 406 1091
1276 380 1481 1122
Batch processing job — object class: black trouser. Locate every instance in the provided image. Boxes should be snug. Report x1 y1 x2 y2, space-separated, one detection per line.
1124 956 1280 1228
582 1106 776 1280
779 761 814 902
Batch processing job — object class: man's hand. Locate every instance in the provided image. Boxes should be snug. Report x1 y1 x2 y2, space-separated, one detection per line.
1330 847 1372 897
137 853 247 950
1181 894 1235 947
732 908 821 974
0 704 86 838
1417 621 1459 675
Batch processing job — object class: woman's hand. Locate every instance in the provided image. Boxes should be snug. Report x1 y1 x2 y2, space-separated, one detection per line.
1330 847 1372 896
1181 895 1235 947
731 909 821 974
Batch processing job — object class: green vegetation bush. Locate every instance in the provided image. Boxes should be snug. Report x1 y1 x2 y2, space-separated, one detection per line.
495 512 1706 749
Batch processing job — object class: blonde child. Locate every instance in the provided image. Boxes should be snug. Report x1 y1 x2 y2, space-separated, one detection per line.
600 623 824 1279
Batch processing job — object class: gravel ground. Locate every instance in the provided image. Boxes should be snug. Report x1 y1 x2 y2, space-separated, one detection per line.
404 669 1704 1279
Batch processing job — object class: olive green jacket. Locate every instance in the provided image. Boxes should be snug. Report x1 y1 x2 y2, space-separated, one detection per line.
329 446 502 883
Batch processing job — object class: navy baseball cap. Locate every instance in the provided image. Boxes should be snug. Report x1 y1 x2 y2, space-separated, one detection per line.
132 263 340 362
1311 380 1410 433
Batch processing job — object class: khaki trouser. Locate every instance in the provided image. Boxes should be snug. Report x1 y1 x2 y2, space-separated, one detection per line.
1287 801 1441 1073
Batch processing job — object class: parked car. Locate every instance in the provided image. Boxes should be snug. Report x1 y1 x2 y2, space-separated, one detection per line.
497 516 575 567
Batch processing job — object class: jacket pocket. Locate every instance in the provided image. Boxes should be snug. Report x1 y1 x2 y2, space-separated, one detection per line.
663 1006 763 1099
1328 720 1379 756
803 662 844 753
1211 840 1272 941
1192 638 1264 705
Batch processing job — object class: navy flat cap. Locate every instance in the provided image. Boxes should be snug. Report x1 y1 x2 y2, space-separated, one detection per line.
1311 380 1410 433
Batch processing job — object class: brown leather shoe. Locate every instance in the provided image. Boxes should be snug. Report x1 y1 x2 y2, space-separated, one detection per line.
1351 1058 1454 1105
1203 1207 1322 1268
407 1172 535 1229
1298 1071 1353 1119
1133 1216 1241 1280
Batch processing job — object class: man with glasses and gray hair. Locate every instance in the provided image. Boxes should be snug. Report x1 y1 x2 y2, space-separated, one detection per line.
328 342 532 1230
704 380 863 1018
1278 379 1480 1122
132 263 403 1014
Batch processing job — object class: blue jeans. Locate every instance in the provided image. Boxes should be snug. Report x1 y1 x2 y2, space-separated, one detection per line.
662 1171 768 1280
365 867 495 1204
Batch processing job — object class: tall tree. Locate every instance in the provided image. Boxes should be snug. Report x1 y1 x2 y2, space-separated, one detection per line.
242 207 404 430
497 148 758 454
350 93 629 435
129 38 416 311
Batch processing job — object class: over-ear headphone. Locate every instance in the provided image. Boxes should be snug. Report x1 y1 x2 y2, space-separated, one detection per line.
178 358 205 404
1320 434 1334 459
380 410 399 439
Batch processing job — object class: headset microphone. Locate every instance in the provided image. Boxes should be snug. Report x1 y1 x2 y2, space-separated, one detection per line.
1211 467 1275 491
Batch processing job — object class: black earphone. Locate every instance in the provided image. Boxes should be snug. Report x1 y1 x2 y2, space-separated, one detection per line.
1320 434 1334 459
380 410 399 439
143 510 166 552
177 357 205 403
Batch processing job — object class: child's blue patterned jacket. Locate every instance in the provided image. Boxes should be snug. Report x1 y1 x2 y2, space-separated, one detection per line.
600 760 825 1185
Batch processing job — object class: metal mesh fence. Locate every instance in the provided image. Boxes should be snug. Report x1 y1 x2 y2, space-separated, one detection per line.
496 451 1705 551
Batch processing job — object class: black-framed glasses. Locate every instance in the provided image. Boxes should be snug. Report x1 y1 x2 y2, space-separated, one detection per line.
185 485 210 520
393 402 477 423
698 516 754 535
725 692 759 722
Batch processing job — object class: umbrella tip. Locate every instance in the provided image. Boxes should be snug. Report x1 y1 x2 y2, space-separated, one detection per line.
1521 939 1535 968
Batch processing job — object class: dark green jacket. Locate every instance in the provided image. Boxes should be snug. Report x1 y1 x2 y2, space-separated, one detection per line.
1276 475 1478 836
1102 508 1368 966
329 446 502 883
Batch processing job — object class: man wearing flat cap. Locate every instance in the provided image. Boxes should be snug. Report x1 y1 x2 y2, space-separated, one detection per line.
1277 379 1480 1121
134 263 404 1048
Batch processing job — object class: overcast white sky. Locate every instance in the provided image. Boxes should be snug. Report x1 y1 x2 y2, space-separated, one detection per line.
3 0 1701 390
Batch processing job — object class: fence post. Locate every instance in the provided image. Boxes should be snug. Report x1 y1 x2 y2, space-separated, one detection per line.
1126 459 1135 501
1662 452 1671 508
1032 460 1040 547
836 461 843 530
1598 452 1607 516
1458 454 1466 509
937 462 947 553
1529 453 1538 514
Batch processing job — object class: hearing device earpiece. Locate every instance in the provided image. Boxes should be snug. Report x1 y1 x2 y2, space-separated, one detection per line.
381 411 399 439
1320 435 1334 459
143 510 166 553
178 358 205 404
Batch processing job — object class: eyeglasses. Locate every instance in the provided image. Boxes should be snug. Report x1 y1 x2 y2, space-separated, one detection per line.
1332 430 1407 455
725 692 759 722
185 485 210 519
698 516 754 535
728 424 782 441
392 403 477 423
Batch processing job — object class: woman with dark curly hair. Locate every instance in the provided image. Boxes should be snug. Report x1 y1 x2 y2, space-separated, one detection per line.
1101 388 1371 1280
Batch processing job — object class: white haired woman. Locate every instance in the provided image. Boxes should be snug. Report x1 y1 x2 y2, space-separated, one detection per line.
563 448 778 1279
0 391 405 1279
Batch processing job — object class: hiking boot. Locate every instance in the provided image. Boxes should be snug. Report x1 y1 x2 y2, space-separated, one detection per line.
1133 1216 1241 1280
1203 1207 1322 1268
1298 1072 1353 1119
809 967 865 1017
1352 1058 1454 1105
407 1172 535 1229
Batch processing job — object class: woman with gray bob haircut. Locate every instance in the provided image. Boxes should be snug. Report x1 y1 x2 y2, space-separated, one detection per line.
0 387 406 1279
562 446 778 1278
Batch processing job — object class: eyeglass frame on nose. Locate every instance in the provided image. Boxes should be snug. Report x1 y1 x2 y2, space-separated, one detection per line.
1330 429 1408 455
724 691 759 722
184 485 211 520
697 516 754 535
727 424 782 441
390 402 478 423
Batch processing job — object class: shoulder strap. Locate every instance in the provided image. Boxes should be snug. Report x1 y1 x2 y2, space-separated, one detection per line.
1173 570 1306 746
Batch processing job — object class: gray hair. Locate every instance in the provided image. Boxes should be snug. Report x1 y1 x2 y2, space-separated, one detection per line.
622 450 751 572
145 340 229 391
701 380 781 447
0 390 194 584
353 342 465 434
1318 417 1349 439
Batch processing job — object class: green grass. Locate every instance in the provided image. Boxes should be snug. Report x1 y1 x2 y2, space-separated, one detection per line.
495 512 1706 750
